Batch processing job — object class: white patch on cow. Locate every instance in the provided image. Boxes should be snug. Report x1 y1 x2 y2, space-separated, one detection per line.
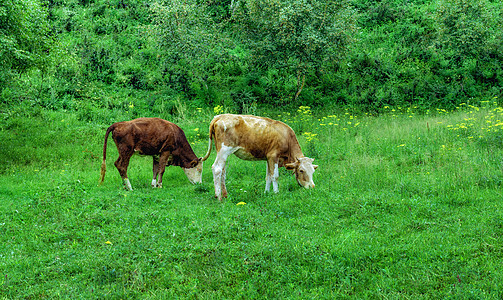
296 157 316 189
273 163 279 193
151 179 157 187
243 117 268 130
123 178 133 191
212 143 237 200
265 163 280 193
217 143 237 161
218 116 243 133
265 165 272 192
221 119 233 132
183 160 203 184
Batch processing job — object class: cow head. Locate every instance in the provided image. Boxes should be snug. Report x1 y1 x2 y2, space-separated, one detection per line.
183 158 203 184
285 157 318 189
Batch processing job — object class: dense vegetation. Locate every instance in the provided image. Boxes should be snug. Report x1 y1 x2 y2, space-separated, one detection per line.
1 0 503 117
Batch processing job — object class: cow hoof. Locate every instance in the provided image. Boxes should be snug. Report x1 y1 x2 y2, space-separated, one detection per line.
123 178 133 191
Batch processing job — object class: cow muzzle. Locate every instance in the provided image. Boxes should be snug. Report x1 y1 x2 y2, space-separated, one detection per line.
304 182 315 189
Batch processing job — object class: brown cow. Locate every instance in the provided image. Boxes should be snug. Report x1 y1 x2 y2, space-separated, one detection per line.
99 117 202 190
201 114 317 200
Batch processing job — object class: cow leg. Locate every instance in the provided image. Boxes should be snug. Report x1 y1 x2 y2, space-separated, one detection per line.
152 156 160 187
266 157 280 193
221 165 228 198
265 162 272 192
212 157 227 201
272 163 279 193
212 145 235 201
156 152 171 188
115 152 133 191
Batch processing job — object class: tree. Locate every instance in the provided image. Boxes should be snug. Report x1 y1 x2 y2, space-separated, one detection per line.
231 0 357 101
0 0 54 88
435 0 495 62
150 0 228 72
149 0 237 106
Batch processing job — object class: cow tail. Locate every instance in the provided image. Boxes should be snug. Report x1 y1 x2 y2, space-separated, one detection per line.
201 120 215 162
99 125 114 184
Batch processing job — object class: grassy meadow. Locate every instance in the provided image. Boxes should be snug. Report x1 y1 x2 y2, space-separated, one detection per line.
1 102 502 298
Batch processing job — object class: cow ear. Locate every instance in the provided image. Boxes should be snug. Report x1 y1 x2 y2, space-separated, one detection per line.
285 162 297 170
313 164 318 170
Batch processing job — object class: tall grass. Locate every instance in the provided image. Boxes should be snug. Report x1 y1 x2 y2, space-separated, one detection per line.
0 103 502 298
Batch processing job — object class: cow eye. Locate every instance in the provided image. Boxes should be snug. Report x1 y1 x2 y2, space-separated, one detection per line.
299 169 304 173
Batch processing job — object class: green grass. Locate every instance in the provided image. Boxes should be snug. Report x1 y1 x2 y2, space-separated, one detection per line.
1 103 502 298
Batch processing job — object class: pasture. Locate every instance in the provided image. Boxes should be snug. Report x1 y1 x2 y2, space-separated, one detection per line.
1 103 502 298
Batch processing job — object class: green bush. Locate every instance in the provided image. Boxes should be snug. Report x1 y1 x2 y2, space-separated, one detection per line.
3 0 503 114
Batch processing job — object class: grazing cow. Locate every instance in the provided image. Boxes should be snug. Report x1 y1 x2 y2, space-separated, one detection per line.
201 114 317 200
99 117 202 190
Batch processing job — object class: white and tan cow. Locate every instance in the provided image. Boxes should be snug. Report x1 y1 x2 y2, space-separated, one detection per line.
100 117 203 190
201 114 317 200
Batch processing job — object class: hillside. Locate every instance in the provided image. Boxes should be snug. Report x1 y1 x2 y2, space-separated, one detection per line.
1 0 502 115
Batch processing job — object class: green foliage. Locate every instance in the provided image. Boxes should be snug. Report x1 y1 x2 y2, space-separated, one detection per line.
329 0 503 111
0 0 54 88
2 0 503 113
149 0 239 106
231 0 357 103
233 0 356 66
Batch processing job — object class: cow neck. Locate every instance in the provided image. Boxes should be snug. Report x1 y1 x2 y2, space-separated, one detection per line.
287 136 305 163
173 136 198 168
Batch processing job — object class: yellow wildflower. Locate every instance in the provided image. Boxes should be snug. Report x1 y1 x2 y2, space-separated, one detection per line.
214 105 223 114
